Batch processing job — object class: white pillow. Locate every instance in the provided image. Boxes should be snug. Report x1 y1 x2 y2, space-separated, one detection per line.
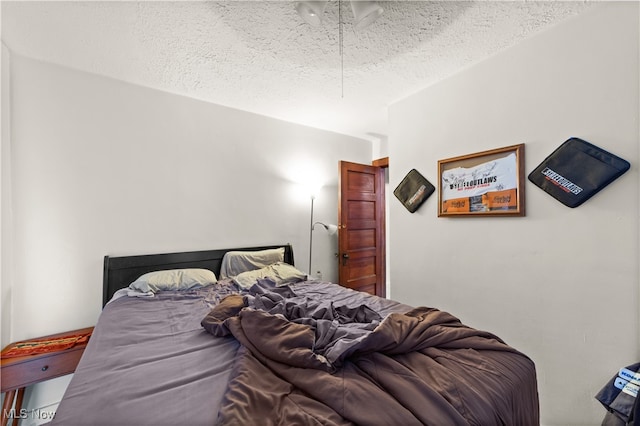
233 262 307 289
219 247 285 278
129 268 217 293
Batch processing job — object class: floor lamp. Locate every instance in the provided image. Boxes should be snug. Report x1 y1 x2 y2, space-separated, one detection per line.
308 195 338 275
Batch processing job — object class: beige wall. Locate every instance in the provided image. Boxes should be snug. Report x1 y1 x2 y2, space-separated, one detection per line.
1 43 12 351
389 3 639 425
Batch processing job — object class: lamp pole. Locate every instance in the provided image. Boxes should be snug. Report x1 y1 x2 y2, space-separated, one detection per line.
308 195 315 275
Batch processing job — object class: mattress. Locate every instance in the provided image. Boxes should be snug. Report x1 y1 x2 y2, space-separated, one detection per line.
52 279 539 425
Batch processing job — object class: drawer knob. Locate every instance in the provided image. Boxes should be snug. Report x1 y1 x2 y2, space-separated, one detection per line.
41 365 49 372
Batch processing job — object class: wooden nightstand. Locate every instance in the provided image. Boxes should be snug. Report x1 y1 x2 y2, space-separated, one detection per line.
1 327 93 426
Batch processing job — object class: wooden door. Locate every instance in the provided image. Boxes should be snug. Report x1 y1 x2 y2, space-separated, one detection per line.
338 161 385 297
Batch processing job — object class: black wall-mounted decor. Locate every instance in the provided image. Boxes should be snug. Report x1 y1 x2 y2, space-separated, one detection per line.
528 137 630 208
394 169 435 213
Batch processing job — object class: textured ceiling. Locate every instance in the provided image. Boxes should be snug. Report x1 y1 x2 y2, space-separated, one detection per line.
2 1 593 141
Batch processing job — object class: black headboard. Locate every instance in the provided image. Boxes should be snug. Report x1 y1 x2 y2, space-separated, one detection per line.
103 244 294 307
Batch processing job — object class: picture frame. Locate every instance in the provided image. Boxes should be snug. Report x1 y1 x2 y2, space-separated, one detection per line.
437 143 525 217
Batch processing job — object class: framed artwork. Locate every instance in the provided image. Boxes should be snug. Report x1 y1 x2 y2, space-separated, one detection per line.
438 144 525 217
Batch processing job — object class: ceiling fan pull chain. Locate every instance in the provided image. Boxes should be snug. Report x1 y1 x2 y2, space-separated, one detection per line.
339 0 344 98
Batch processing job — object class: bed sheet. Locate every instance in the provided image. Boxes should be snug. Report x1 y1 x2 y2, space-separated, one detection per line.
52 283 242 425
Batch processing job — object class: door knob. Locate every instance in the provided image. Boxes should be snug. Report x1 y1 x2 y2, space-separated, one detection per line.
341 253 349 266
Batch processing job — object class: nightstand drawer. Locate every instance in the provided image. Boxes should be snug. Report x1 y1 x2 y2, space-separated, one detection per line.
1 347 85 392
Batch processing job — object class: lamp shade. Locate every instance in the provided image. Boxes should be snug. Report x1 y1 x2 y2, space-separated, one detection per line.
295 1 328 27
326 224 338 235
351 1 383 30
312 222 338 235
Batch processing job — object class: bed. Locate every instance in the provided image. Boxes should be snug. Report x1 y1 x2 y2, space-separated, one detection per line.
52 244 539 425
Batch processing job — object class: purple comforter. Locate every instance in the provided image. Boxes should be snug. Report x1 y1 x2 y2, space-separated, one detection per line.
204 279 539 425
